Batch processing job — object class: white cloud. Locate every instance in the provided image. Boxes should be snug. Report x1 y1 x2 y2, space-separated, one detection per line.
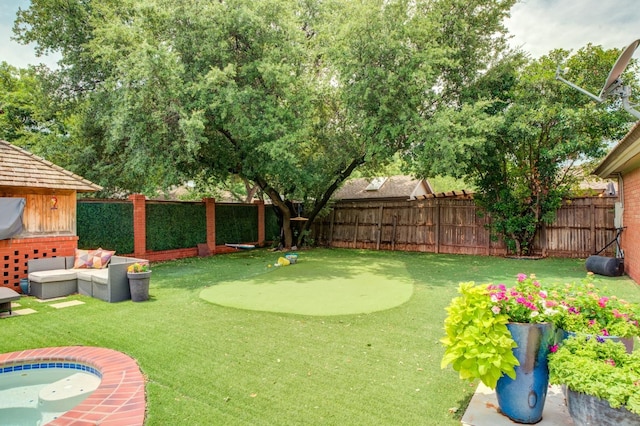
506 0 640 58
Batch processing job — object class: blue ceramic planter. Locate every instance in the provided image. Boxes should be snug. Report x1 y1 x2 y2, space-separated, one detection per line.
496 322 555 424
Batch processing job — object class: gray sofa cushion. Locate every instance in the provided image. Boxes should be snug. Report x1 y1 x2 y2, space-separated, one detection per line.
29 269 77 283
87 269 109 285
75 269 107 282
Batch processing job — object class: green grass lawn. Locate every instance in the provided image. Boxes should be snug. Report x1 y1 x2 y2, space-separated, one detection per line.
2 248 640 425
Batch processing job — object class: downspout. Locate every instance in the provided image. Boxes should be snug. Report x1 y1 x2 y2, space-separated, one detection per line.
616 172 624 211
615 172 624 260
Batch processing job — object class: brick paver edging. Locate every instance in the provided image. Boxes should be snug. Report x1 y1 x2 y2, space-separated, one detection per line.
0 346 146 425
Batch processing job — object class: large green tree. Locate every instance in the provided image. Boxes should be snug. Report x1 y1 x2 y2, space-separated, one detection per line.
409 45 637 256
0 63 65 157
14 0 515 248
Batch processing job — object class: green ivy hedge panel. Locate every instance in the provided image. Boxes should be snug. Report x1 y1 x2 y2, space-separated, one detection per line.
215 204 258 245
146 202 207 251
265 207 280 242
77 201 134 254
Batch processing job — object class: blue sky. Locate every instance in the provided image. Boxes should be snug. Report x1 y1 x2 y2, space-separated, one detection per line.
0 0 60 68
1 0 639 68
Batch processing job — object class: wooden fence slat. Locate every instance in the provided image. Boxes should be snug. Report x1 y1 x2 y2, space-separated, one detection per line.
376 205 383 250
312 197 618 258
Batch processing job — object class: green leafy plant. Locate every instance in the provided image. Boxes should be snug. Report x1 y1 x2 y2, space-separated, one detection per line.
549 335 640 415
441 281 519 389
441 274 565 388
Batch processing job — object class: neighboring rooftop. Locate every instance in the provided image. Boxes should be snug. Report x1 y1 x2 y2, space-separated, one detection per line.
333 175 433 201
0 140 101 192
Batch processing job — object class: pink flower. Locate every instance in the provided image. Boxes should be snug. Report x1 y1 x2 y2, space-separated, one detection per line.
517 273 527 282
491 306 501 315
604 359 616 367
538 291 547 299
549 344 558 353
598 297 609 308
601 329 610 336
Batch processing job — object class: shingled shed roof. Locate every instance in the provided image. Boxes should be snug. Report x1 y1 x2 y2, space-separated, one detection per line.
0 140 102 192
333 175 433 201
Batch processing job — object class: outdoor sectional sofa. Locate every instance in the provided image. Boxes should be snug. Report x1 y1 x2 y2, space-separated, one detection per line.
28 255 148 302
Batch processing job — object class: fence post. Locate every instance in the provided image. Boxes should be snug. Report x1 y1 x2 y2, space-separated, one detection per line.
540 223 548 257
435 199 440 254
590 200 596 254
204 198 216 253
376 205 384 250
255 200 265 245
329 209 335 246
391 215 397 251
128 194 147 258
353 213 359 249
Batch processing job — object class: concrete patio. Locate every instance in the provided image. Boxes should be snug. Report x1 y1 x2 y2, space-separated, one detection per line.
462 383 574 425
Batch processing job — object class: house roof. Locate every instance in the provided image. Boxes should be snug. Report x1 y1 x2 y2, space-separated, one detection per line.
593 121 640 178
0 140 102 192
333 175 433 201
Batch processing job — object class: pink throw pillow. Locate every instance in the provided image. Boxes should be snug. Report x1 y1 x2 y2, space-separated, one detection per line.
91 248 116 269
73 249 93 269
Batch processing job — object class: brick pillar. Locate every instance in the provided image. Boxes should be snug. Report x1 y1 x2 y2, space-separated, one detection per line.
129 194 147 257
204 198 216 253
255 200 265 246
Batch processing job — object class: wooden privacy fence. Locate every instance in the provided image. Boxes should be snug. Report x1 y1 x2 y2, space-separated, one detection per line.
311 196 618 258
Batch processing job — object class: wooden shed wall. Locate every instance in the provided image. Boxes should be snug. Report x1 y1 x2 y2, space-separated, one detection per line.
0 188 76 236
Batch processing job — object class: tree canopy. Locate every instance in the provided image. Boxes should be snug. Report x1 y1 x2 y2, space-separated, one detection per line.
408 45 638 255
12 0 515 247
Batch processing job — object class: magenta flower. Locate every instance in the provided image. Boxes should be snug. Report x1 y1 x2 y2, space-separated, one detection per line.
549 344 558 353
517 273 527 282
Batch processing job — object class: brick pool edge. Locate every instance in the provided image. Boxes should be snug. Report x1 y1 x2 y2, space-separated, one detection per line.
0 346 146 425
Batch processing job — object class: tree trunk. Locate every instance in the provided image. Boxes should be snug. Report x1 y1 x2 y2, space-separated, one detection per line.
292 156 366 247
254 177 295 248
254 155 365 249
281 212 294 249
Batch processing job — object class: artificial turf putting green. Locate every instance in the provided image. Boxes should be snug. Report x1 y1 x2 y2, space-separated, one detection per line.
199 252 414 315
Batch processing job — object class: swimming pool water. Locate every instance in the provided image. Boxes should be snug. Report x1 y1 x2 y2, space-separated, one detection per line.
0 363 101 425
